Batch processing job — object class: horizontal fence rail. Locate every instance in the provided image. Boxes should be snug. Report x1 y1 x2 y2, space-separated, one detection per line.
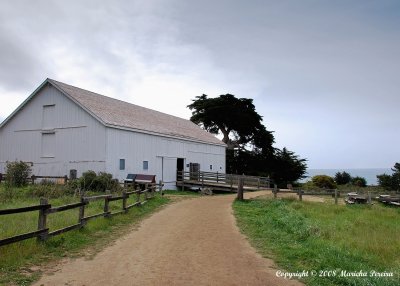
177 170 272 191
0 181 163 247
272 187 341 204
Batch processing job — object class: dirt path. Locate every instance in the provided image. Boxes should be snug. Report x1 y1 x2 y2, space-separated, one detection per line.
34 191 303 286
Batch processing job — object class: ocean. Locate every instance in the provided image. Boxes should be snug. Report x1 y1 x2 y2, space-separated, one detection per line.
302 168 393 186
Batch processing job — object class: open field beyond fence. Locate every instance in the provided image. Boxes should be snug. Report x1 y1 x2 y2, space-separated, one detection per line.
234 196 400 286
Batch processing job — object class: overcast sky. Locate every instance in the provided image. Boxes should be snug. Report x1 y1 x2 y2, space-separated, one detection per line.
1 0 399 169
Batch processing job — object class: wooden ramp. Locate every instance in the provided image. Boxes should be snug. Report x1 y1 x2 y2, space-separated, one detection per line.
176 171 273 192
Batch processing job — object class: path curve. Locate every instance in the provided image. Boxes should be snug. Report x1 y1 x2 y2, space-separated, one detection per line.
34 192 302 286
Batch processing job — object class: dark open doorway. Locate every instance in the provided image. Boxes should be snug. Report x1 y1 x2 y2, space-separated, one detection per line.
177 158 184 181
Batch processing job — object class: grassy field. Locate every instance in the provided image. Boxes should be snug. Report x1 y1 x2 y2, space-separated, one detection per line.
0 185 170 286
234 197 400 286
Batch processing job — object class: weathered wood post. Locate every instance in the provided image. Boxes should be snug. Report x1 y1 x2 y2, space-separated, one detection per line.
367 191 371 204
104 190 111 217
273 184 278 199
257 178 260 190
122 190 128 212
334 189 338 205
217 172 219 183
159 180 163 196
201 173 204 188
37 198 49 241
78 196 86 227
136 187 141 204
182 171 185 192
144 184 149 201
31 175 36 185
298 190 303 201
237 177 244 201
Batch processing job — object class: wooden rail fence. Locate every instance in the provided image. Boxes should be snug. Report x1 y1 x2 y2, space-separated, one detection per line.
272 187 340 204
177 170 272 192
0 182 162 247
0 173 69 184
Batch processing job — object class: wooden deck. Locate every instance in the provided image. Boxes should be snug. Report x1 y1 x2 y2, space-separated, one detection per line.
176 171 273 192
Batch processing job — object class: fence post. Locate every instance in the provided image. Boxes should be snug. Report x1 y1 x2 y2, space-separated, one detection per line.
104 190 111 217
64 175 68 184
237 177 244 201
122 190 128 212
159 180 163 196
79 196 86 227
298 190 303 201
31 175 36 185
182 171 185 192
201 173 204 188
334 189 338 205
136 188 141 205
230 175 233 192
273 184 278 198
367 191 371 204
217 172 219 183
144 184 149 201
37 198 49 241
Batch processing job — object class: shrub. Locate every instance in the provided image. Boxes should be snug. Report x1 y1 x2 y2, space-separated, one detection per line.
27 184 74 198
334 171 352 185
78 170 119 192
312 175 337 189
5 161 32 187
377 163 400 191
377 174 395 191
351 176 367 187
79 170 97 190
300 180 315 190
93 172 119 192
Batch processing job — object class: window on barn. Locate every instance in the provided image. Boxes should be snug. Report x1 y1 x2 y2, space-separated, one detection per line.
210 165 213 170
143 161 149 170
41 132 55 157
42 104 55 129
119 159 125 170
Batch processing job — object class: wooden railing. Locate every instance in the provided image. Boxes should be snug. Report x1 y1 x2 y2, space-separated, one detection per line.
177 170 272 190
272 187 340 204
0 174 69 184
31 175 69 184
0 183 162 247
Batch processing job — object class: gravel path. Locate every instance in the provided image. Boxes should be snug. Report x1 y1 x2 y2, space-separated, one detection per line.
34 191 302 286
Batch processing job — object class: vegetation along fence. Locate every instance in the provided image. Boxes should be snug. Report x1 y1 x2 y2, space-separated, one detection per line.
0 182 163 247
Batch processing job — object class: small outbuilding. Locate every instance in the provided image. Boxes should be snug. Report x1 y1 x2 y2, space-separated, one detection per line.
0 79 226 188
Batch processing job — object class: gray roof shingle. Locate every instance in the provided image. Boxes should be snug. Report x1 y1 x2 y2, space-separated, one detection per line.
49 79 224 146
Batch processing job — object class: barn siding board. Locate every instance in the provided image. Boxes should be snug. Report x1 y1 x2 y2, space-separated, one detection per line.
105 127 225 187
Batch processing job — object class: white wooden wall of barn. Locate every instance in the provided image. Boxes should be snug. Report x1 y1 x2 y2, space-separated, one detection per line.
0 84 106 176
105 127 226 188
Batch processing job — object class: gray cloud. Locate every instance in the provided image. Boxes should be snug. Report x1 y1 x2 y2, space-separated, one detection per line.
0 0 399 168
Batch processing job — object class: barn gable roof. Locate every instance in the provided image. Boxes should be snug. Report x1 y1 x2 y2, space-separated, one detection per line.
1 79 225 146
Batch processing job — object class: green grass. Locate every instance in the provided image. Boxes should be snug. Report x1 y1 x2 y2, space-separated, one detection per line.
233 197 400 286
0 185 170 286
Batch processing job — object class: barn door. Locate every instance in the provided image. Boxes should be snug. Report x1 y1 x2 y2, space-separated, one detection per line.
177 158 184 182
163 157 177 185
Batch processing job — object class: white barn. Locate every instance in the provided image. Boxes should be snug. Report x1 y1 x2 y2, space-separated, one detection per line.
0 79 226 188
